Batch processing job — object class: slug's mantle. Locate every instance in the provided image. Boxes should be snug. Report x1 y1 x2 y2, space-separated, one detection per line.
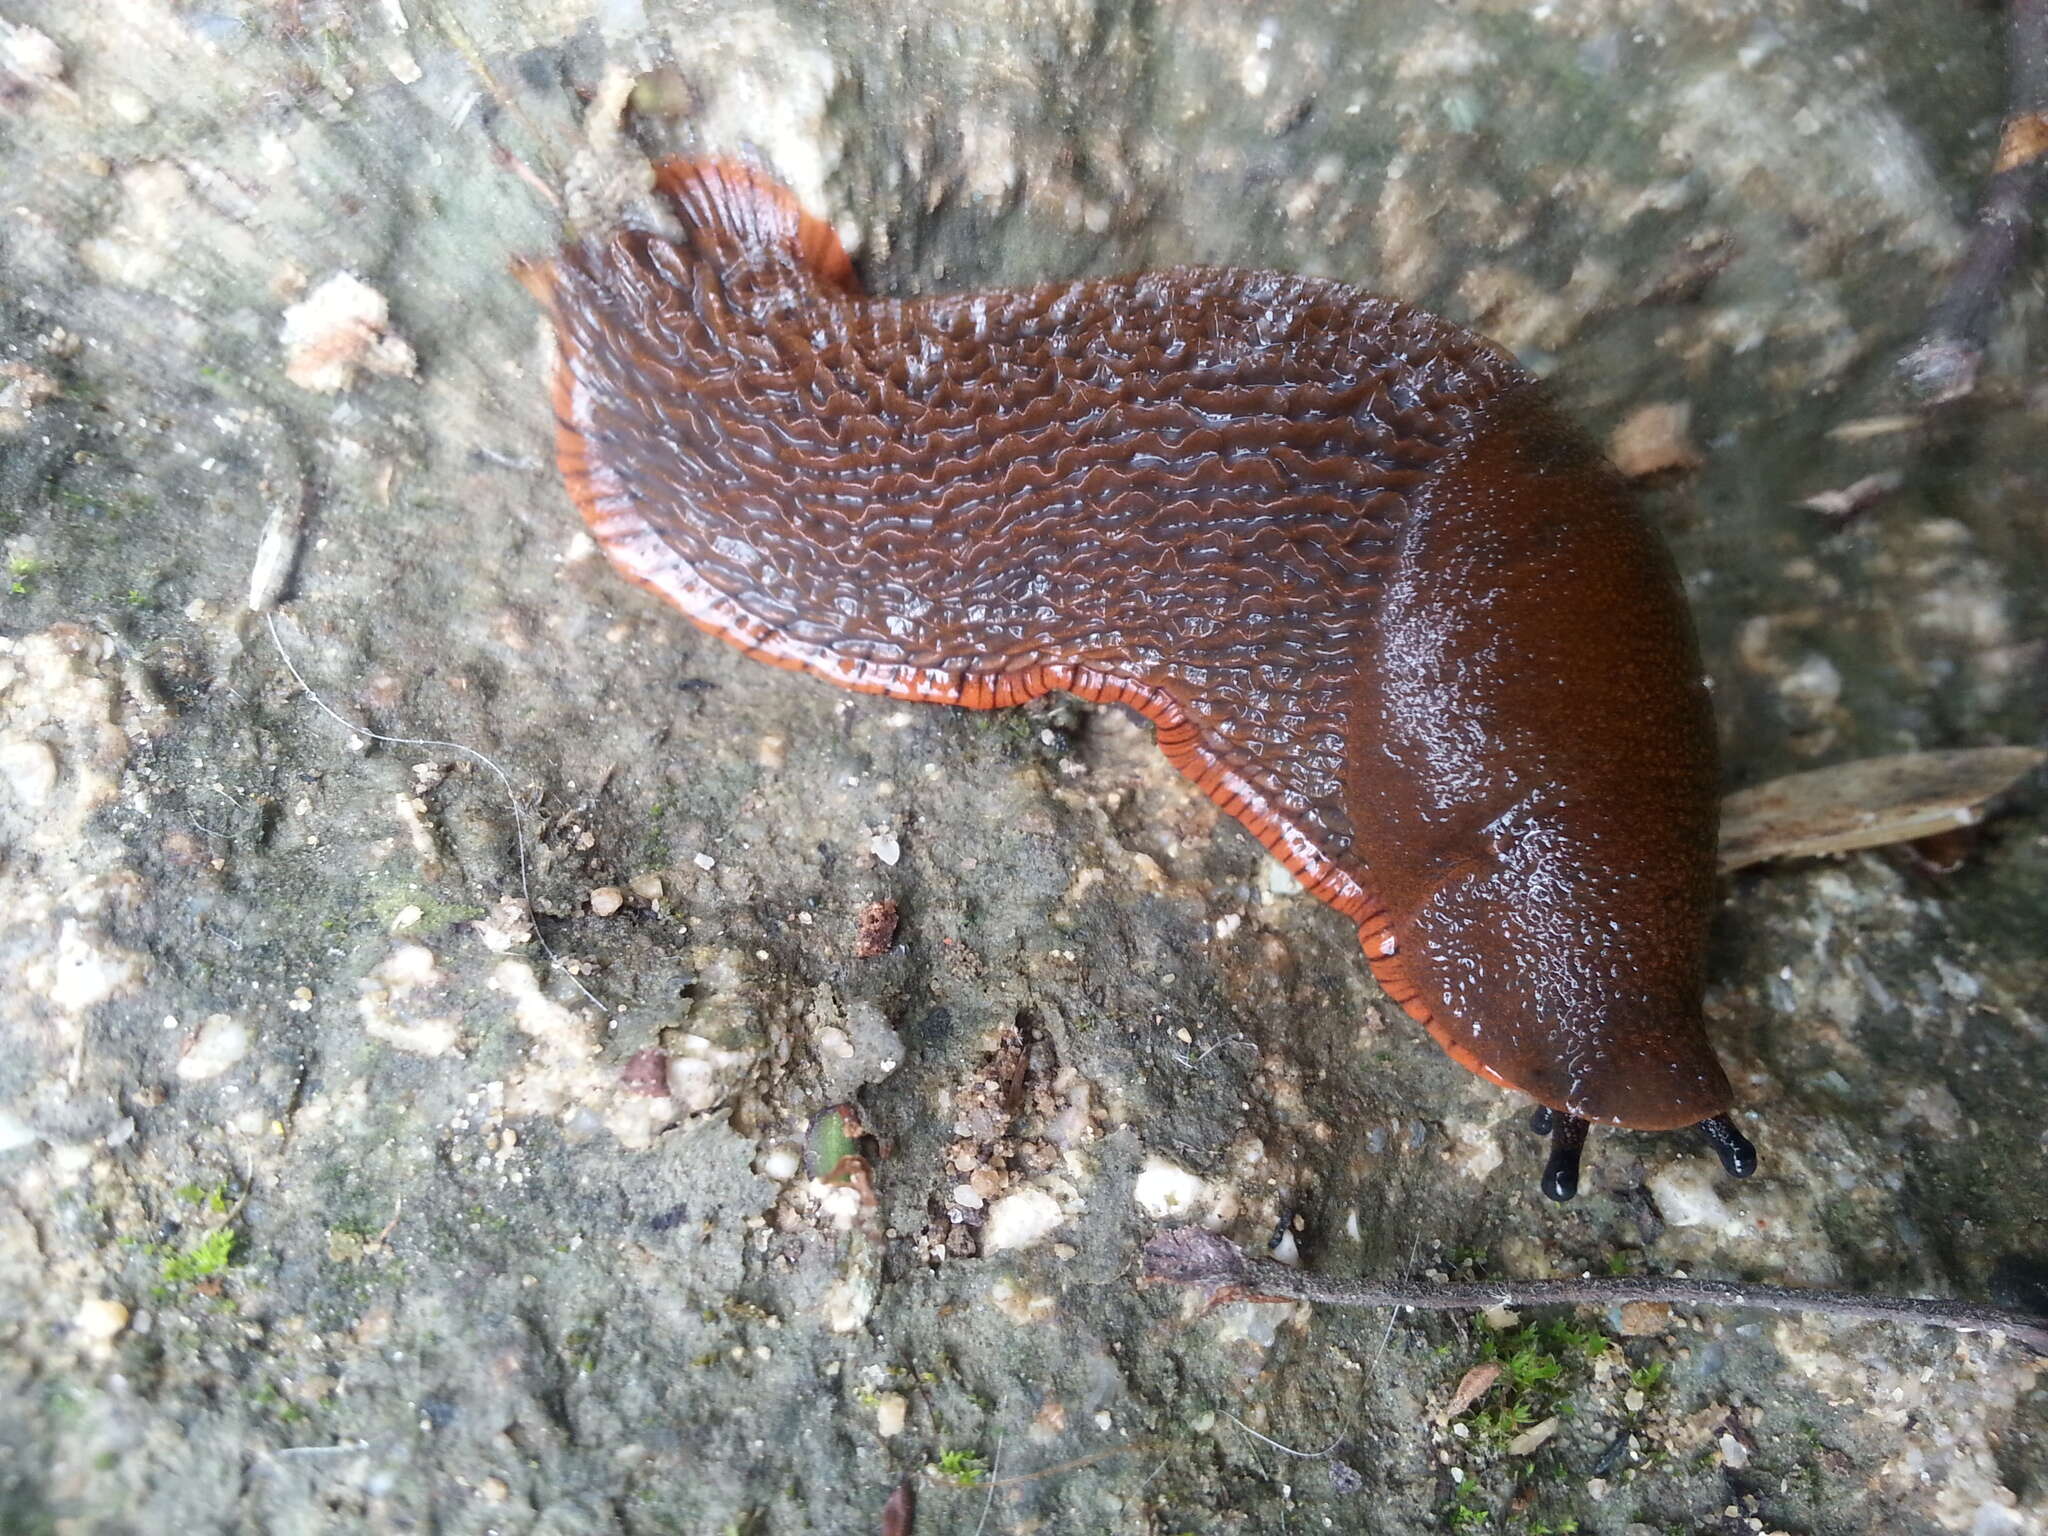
527 156 1755 1200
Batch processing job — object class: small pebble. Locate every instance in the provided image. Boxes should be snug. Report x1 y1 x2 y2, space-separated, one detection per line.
1608 401 1700 478
176 1014 250 1081
75 1296 130 1342
874 1392 907 1438
1618 1300 1672 1336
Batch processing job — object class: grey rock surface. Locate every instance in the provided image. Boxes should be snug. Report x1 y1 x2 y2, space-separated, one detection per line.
0 1 2042 1532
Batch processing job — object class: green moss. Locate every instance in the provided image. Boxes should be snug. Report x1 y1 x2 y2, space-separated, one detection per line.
158 1227 236 1285
176 1182 231 1215
931 1448 990 1488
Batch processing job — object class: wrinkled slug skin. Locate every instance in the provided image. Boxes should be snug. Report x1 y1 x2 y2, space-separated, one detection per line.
538 160 1732 1132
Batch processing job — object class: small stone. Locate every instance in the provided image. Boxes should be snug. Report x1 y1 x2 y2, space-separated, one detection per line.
0 739 59 805
176 1013 250 1080
473 897 534 953
982 1188 1065 1254
874 1392 908 1438
105 85 153 124
869 833 901 867
1 22 64 85
618 1048 669 1097
1132 1156 1206 1218
854 898 898 958
589 885 625 917
967 1167 1003 1200
1608 402 1701 479
0 1110 35 1154
1648 1166 1731 1229
75 1296 130 1342
279 272 417 394
629 873 665 901
1617 1300 1672 1336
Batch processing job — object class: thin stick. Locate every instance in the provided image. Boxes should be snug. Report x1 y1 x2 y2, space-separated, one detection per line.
972 1434 1003 1536
1142 1229 2048 1356
1221 1412 1343 1460
1898 0 2048 401
264 611 610 1016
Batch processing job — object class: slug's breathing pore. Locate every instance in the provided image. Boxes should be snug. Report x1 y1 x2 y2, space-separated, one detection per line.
532 154 1757 1201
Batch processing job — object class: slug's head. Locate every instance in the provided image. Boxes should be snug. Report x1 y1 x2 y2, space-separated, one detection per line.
1349 383 1754 1199
1375 792 1753 1200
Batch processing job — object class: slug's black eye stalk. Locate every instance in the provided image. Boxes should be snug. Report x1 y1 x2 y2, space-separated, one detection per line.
1528 1106 1589 1202
1698 1113 1758 1179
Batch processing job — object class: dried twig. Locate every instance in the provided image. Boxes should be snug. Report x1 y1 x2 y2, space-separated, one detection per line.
1717 746 2045 872
1898 0 2048 402
1142 1229 2048 1357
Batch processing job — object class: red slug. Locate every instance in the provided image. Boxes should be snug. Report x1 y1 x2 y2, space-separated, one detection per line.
530 157 1756 1201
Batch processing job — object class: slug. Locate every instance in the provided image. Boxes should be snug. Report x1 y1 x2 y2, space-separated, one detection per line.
529 156 1757 1202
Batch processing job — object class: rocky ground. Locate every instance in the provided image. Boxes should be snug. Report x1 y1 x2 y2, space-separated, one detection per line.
0 1 2043 1532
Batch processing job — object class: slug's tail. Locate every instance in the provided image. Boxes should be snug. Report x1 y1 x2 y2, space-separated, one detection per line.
650 157 861 297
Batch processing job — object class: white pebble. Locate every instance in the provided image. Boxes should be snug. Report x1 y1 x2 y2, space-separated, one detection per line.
0 739 59 805
0 1109 36 1153
873 1392 907 1438
1132 1156 1207 1218
76 1297 130 1342
1648 1164 1732 1229
981 1188 1065 1254
176 1014 250 1080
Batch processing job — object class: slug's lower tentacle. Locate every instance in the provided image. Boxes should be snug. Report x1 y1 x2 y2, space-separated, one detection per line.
1699 1113 1759 1180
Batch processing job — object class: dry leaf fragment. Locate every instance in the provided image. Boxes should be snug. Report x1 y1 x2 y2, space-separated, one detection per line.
1826 414 1918 442
880 1477 916 1536
1506 1414 1561 1456
1797 471 1902 524
1718 747 2045 872
1440 1361 1503 1422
